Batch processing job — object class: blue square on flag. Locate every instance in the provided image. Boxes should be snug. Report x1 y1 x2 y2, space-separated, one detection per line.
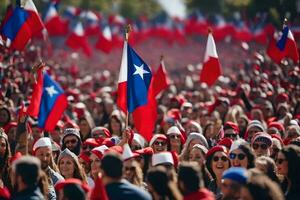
127 45 152 113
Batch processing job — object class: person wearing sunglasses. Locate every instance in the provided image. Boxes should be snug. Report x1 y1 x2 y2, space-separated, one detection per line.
205 145 230 199
229 139 255 169
149 134 168 153
166 126 184 154
223 121 240 141
62 128 82 156
251 132 272 157
276 145 300 200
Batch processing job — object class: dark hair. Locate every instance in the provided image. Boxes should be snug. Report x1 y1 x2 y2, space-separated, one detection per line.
101 153 123 179
206 151 230 180
203 123 214 139
281 145 300 192
63 184 86 200
255 156 280 184
238 143 256 169
61 136 82 156
147 166 180 200
0 135 11 190
178 162 203 193
0 107 11 127
14 156 41 187
245 173 284 200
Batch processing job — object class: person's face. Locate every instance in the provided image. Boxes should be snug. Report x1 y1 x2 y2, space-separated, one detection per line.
204 125 215 139
0 109 9 124
59 156 75 179
131 140 142 151
63 135 79 151
286 127 299 140
252 142 270 157
276 152 288 176
32 127 43 140
51 129 62 143
92 130 108 140
0 137 7 156
224 129 238 140
189 148 205 166
168 134 181 147
221 179 239 199
212 151 229 175
270 141 281 159
240 187 253 200
35 147 52 170
152 139 167 153
110 117 121 132
229 149 248 168
237 118 247 130
188 138 202 151
123 159 135 182
90 153 101 178
79 157 90 174
8 127 17 142
247 127 261 142
79 119 90 135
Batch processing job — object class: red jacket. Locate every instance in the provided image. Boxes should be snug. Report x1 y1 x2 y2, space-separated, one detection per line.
184 188 215 200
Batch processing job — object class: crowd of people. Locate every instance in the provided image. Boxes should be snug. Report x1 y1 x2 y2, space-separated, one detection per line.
0 24 300 200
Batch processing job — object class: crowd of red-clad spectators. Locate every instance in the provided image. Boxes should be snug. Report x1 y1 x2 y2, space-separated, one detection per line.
0 29 299 200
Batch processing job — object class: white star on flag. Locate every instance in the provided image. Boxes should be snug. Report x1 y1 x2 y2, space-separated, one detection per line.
45 85 58 97
133 64 149 79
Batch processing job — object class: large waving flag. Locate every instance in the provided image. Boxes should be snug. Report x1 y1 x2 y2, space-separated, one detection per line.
200 31 222 86
267 26 299 64
27 66 68 131
117 41 152 113
1 0 44 50
132 57 170 141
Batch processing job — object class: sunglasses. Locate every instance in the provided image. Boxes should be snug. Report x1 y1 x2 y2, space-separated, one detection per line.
154 141 166 146
213 156 228 162
252 143 268 150
276 158 286 164
124 166 135 171
229 153 246 160
169 135 180 139
64 139 77 144
224 133 237 139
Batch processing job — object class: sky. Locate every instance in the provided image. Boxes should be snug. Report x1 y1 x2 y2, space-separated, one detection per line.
156 0 187 19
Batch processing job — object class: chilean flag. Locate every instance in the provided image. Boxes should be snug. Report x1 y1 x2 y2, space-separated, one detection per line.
199 32 222 86
267 26 299 64
1 0 44 50
117 41 152 113
44 4 68 36
27 67 68 131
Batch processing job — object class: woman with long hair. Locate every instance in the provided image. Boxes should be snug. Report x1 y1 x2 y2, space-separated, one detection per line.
108 111 124 138
166 126 184 155
276 145 300 200
229 139 255 169
205 145 230 200
123 160 145 188
0 129 11 191
78 112 95 142
58 149 87 183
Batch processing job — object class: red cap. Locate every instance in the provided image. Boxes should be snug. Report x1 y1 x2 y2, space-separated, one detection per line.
79 152 91 164
268 122 285 133
83 138 100 148
218 138 233 149
271 134 283 145
224 121 240 134
206 145 228 159
135 147 154 155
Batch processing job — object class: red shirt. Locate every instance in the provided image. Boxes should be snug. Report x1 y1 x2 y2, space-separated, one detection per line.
184 188 215 200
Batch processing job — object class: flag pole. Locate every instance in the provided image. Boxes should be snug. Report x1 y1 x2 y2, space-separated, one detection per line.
125 24 131 128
